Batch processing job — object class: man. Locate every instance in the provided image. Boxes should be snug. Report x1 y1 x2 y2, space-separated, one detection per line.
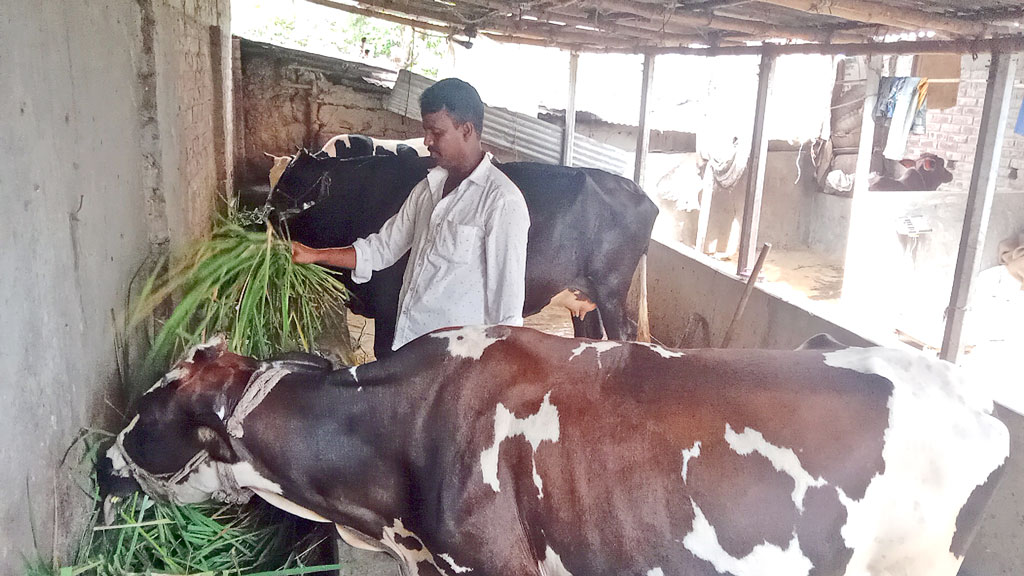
291 78 531 352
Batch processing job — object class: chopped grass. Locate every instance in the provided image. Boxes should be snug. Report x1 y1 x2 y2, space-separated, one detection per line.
30 493 340 576
80 494 338 575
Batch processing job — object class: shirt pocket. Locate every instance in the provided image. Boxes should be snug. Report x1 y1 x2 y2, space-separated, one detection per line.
437 220 482 264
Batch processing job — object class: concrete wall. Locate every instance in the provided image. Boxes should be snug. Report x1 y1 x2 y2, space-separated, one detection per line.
841 189 1024 347
0 0 230 571
153 0 233 248
647 240 879 350
958 406 1024 576
651 146 844 260
237 40 423 187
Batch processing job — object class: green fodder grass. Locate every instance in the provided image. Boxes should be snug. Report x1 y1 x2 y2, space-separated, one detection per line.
132 218 351 383
25 433 341 576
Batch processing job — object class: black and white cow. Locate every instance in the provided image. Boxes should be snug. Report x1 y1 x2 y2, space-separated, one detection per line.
100 329 1008 576
319 134 428 160
267 151 658 358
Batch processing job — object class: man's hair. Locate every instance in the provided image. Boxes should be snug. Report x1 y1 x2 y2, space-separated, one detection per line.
420 78 485 135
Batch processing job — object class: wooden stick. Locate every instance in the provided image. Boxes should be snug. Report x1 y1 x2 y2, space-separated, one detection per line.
721 242 772 348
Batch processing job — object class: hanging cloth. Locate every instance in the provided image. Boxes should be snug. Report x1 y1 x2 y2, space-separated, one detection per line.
878 76 924 160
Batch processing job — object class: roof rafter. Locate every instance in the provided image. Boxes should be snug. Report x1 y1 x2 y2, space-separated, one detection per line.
756 0 994 37
458 0 709 39
582 0 867 43
304 0 1024 55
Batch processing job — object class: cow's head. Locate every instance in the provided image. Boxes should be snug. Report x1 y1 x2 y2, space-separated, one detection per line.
265 149 334 224
900 152 954 190
98 336 260 519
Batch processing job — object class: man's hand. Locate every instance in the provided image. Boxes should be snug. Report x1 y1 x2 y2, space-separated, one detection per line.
291 241 321 265
290 242 358 269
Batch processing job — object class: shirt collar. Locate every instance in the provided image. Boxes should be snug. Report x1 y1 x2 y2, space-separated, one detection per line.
426 152 493 195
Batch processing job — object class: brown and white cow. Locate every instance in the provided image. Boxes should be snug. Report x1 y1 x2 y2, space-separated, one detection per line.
100 327 1008 576
868 152 955 191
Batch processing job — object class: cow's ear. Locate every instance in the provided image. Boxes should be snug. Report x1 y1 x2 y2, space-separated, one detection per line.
899 159 917 169
195 425 238 463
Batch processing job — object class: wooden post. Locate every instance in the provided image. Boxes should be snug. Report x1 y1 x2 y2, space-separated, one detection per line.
634 52 655 187
562 51 579 166
940 52 1018 363
737 53 775 275
853 57 881 197
838 56 881 309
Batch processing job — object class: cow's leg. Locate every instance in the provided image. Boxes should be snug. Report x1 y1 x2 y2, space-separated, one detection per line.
571 310 604 340
592 280 634 341
373 317 398 360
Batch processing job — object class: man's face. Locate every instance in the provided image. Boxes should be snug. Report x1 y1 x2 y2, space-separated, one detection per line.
422 109 472 170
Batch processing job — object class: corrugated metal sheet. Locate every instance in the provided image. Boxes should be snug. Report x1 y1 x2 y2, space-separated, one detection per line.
388 69 631 176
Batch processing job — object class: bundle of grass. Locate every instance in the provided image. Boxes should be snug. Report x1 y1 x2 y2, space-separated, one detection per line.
133 215 352 386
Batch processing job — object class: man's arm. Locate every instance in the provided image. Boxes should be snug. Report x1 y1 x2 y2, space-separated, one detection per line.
483 195 531 325
291 243 356 268
291 180 426 282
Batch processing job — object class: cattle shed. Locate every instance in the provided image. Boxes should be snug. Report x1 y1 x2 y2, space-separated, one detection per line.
3 0 1024 574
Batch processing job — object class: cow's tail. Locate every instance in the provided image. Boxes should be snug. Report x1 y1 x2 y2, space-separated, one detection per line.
626 252 651 343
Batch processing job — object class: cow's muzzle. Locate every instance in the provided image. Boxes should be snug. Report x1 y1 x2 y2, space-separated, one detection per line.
96 442 142 525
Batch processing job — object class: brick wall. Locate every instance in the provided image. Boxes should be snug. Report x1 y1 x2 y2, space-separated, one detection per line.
906 54 1024 195
152 0 232 248
237 40 423 187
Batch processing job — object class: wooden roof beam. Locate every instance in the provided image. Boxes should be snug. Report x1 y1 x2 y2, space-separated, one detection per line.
755 0 994 38
447 0 744 45
454 0 672 37
307 0 464 34
583 0 867 43
358 0 728 46
493 19 731 48
628 34 1024 56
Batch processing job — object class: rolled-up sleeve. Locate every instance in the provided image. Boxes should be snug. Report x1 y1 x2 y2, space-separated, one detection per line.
483 194 530 325
351 182 424 284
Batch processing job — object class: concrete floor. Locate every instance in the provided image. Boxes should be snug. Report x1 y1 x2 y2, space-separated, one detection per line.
958 407 1024 576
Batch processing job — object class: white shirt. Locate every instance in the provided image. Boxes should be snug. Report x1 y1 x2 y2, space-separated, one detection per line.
351 153 530 350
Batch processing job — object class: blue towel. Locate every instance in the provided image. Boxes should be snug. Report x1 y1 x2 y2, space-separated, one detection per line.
1016 98 1024 136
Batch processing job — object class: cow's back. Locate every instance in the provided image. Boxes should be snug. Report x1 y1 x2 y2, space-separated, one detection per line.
414 327 1008 576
